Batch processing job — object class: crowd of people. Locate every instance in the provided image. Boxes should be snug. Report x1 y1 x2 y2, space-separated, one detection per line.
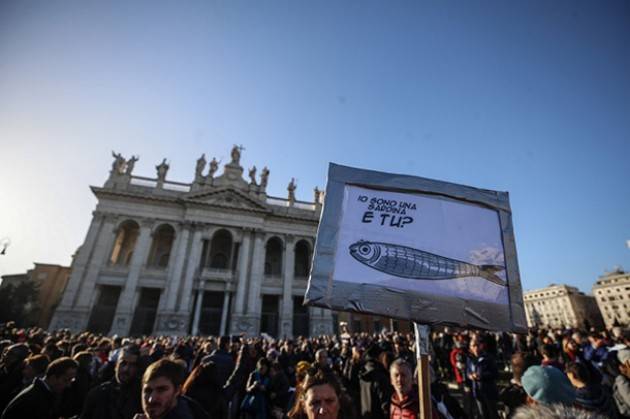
1 320 629 419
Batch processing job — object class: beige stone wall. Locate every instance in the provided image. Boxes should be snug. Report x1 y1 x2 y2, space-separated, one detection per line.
593 270 630 328
523 284 602 329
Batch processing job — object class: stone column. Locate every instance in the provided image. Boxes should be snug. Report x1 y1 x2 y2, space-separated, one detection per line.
247 231 265 316
281 235 295 338
154 224 192 335
232 231 252 315
110 220 154 336
177 228 204 319
57 212 105 309
231 229 263 335
164 225 191 310
220 291 230 335
51 216 118 332
191 284 205 335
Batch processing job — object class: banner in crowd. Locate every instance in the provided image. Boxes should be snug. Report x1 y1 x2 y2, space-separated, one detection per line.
305 163 527 332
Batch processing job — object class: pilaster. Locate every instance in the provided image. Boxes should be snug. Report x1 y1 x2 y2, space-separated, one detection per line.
163 223 191 311
51 215 118 332
246 230 266 314
232 229 252 315
175 227 204 329
57 212 105 310
191 284 205 336
281 234 295 338
220 292 230 336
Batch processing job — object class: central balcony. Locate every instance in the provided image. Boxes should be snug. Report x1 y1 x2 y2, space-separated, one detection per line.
199 267 237 283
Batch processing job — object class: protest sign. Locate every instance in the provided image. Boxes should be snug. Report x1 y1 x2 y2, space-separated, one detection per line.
305 163 527 332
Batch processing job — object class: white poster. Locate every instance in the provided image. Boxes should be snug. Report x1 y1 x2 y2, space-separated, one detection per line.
306 163 526 332
333 185 509 305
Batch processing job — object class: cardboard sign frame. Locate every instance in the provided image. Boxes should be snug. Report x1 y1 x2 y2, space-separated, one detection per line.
305 163 527 333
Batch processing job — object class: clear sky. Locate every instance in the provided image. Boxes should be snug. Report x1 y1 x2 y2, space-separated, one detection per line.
1 1 629 294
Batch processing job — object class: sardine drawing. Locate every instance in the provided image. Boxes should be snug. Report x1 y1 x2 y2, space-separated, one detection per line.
349 240 506 286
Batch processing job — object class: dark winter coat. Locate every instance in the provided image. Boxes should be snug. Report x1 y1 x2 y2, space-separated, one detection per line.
202 348 235 387
466 352 499 401
574 383 619 418
184 366 225 419
358 359 392 419
499 381 528 418
1 378 55 419
0 364 24 413
268 370 290 411
431 382 466 419
80 379 142 419
164 396 210 419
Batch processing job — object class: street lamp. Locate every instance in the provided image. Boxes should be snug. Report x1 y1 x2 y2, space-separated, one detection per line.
0 237 10 255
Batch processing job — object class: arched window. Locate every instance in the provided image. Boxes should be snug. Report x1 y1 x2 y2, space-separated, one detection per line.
147 224 175 268
294 240 311 277
110 220 140 266
264 237 283 276
209 229 233 269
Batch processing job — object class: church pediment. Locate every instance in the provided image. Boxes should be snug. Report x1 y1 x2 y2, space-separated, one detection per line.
185 189 268 212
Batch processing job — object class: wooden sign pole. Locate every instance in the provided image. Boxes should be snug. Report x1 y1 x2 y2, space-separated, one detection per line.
414 322 432 419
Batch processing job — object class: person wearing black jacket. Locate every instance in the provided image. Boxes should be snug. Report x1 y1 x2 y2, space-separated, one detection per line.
0 343 30 414
268 362 290 418
466 337 500 419
2 357 78 419
358 345 392 419
81 345 143 419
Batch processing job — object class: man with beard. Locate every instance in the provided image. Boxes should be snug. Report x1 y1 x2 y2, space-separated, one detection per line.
81 345 143 419
134 358 208 419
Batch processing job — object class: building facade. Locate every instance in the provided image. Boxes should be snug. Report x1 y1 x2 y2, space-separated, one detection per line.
523 284 603 329
1 263 71 328
50 147 334 337
592 268 630 328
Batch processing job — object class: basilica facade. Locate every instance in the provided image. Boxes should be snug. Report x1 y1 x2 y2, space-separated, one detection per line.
50 147 334 337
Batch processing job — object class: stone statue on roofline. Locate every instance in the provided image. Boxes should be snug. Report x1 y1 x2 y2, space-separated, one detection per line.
195 154 206 181
156 158 169 182
288 178 297 202
260 167 270 189
125 155 139 175
209 157 219 178
230 144 244 165
111 151 126 174
314 186 322 204
248 166 257 185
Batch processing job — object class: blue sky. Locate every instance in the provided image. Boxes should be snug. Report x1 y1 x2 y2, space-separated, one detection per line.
1 0 629 294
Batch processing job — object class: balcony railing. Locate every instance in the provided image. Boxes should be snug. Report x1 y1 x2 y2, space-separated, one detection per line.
200 267 236 282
